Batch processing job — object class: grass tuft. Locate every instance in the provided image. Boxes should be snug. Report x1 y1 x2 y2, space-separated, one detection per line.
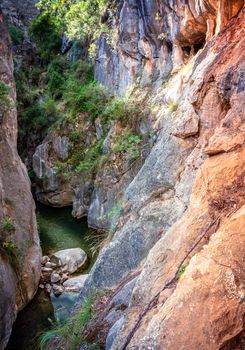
39 295 96 350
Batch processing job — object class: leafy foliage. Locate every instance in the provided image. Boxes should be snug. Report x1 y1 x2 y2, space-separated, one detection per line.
8 25 24 45
101 97 142 128
64 81 109 119
36 0 117 57
74 138 104 173
112 132 142 162
0 216 18 269
177 261 189 279
47 57 68 98
0 216 15 235
29 11 61 63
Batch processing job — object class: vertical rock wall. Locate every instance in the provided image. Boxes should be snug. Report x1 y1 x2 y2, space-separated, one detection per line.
0 10 41 350
95 0 244 94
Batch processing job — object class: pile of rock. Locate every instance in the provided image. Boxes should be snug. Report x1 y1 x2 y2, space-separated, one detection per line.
39 248 88 296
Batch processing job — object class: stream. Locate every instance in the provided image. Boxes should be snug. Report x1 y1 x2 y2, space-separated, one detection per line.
6 204 95 350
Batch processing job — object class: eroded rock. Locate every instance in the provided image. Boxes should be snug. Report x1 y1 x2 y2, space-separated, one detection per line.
0 10 41 348
51 248 88 274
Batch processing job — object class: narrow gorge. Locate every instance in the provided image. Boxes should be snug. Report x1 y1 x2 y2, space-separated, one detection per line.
0 1 244 349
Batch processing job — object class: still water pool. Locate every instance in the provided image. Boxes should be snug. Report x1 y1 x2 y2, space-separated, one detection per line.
6 203 95 350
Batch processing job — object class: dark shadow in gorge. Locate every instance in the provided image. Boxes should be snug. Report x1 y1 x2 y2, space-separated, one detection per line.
6 202 97 350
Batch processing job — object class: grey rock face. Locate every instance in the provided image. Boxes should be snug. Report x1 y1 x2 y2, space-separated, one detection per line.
108 278 137 310
33 135 74 207
0 0 38 29
52 136 70 161
95 0 242 95
106 316 125 350
77 197 186 305
95 0 173 94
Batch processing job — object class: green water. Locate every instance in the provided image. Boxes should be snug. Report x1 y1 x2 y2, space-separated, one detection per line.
37 203 96 269
6 203 95 350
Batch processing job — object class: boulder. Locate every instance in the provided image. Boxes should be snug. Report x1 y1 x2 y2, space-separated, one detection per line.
51 248 88 274
63 274 88 293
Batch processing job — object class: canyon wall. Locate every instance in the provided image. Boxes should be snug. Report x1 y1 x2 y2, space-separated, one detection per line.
77 1 245 349
31 0 245 348
0 10 41 350
95 0 244 94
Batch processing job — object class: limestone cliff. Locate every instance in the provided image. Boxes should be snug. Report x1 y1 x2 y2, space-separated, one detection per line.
31 1 245 349
0 10 41 350
79 2 245 349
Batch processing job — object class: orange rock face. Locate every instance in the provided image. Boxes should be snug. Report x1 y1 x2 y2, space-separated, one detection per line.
110 5 245 350
0 10 41 349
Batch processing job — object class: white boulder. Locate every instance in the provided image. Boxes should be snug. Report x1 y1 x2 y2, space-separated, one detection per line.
51 248 87 274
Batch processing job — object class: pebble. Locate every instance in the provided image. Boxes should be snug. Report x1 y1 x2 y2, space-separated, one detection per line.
45 284 52 294
41 267 53 273
45 262 57 269
60 273 69 284
51 272 61 284
52 284 64 296
42 256 50 265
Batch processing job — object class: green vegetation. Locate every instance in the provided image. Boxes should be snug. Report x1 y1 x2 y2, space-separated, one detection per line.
64 82 109 120
0 216 19 269
0 81 12 111
0 216 15 235
177 261 189 279
29 11 61 63
36 0 117 51
112 132 142 162
8 25 24 45
167 100 179 114
74 138 104 173
16 2 145 190
101 97 142 128
47 57 68 98
40 295 96 350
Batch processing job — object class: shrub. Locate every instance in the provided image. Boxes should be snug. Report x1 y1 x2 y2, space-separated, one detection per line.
23 102 46 129
0 216 18 268
39 295 96 350
167 100 179 114
101 97 141 127
74 138 104 173
0 81 12 111
70 59 94 84
29 11 61 63
64 82 109 119
177 261 189 279
0 216 15 236
47 57 68 98
8 25 24 45
112 132 142 162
